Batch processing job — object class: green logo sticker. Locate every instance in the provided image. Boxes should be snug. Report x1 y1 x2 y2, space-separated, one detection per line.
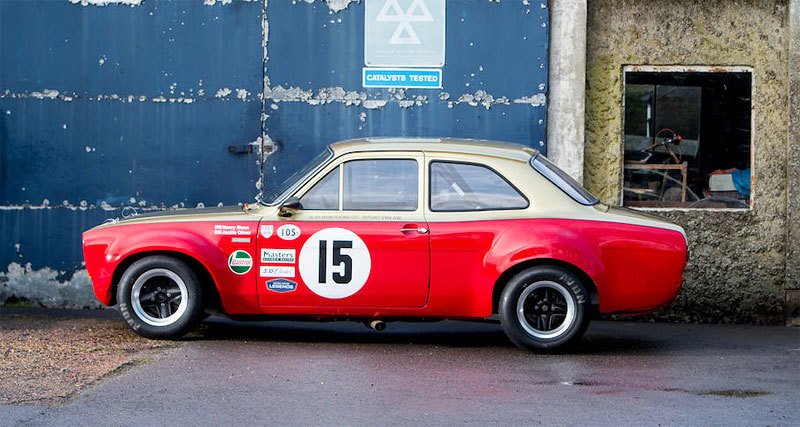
228 250 253 275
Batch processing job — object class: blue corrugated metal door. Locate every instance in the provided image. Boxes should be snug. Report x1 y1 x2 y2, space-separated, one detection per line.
0 0 549 299
0 0 264 274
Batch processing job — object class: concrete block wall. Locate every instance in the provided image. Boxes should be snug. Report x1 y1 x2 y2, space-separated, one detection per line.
585 0 792 323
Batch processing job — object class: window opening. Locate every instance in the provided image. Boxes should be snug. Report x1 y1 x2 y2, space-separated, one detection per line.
623 69 752 209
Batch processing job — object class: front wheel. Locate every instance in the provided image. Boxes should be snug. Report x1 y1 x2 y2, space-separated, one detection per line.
117 255 204 339
499 266 591 351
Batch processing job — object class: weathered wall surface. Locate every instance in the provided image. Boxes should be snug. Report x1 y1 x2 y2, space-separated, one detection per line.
786 0 800 325
0 0 550 308
586 0 789 323
0 0 266 308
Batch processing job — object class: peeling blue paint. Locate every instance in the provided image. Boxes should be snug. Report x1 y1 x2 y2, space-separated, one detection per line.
0 0 549 287
263 0 550 198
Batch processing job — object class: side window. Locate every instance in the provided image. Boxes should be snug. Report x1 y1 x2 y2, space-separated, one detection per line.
430 162 528 211
343 159 418 211
623 68 752 209
300 167 339 210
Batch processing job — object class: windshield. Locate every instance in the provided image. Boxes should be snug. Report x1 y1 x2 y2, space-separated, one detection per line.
530 154 599 206
262 147 333 205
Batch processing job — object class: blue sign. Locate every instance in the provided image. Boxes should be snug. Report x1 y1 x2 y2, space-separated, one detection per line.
362 67 442 89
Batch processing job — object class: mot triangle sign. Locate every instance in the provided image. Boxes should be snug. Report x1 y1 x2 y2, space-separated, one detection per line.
365 0 445 67
376 0 433 44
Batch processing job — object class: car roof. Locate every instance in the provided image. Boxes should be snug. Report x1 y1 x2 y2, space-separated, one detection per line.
329 137 539 162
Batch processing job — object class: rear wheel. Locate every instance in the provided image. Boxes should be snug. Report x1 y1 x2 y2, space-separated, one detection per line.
117 255 204 339
499 266 591 351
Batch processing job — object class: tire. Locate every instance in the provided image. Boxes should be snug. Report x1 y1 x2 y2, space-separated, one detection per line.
499 266 591 351
117 255 204 339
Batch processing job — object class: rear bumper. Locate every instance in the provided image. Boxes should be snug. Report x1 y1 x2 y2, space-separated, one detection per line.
594 228 687 315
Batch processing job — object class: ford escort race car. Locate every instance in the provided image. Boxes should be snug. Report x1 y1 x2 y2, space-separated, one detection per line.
82 138 688 351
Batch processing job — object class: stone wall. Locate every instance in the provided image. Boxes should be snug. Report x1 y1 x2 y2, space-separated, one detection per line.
786 0 800 325
585 0 790 323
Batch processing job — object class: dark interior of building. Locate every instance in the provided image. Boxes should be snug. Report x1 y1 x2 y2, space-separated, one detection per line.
624 71 752 207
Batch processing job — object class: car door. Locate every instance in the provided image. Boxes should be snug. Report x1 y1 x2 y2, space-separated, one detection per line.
256 151 430 309
424 157 531 315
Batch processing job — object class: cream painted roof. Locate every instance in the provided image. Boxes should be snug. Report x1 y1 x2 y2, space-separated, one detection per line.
329 137 539 162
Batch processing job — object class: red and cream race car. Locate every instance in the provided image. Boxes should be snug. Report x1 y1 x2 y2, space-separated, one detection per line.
82 138 687 351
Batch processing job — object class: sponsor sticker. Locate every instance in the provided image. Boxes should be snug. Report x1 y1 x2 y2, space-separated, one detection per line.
266 278 297 293
261 248 296 264
260 266 296 278
227 250 253 275
260 224 274 238
214 224 252 236
277 224 301 240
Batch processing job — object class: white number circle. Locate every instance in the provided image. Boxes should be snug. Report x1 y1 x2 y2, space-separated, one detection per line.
299 227 371 299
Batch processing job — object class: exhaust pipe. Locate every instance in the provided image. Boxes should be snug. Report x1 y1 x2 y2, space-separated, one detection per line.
367 320 386 331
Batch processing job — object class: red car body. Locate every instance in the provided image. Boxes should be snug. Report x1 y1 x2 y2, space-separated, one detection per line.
83 138 687 350
84 217 685 317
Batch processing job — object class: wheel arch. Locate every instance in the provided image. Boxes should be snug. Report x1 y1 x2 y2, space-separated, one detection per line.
110 250 222 311
492 258 599 315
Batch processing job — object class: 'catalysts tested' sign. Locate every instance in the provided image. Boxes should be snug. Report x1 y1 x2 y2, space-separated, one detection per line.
363 0 445 89
362 67 442 88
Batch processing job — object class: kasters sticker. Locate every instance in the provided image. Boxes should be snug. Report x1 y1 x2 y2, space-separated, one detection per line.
260 266 296 278
227 250 253 275
261 248 296 264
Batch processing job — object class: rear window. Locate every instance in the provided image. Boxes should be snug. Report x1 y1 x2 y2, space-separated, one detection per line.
430 161 528 211
530 154 599 206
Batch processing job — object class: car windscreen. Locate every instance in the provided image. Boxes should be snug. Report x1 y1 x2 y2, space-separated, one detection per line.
530 154 599 206
262 147 333 205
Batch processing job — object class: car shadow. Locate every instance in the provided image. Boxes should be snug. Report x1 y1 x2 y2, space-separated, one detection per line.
187 317 670 354
192 317 511 348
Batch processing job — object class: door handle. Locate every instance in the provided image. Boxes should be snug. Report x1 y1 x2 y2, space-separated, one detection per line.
228 144 254 154
228 139 263 155
400 225 429 234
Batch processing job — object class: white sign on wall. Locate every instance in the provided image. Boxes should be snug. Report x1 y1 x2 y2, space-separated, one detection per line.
364 0 446 67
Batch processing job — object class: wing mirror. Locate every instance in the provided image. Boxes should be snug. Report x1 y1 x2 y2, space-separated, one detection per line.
279 197 302 217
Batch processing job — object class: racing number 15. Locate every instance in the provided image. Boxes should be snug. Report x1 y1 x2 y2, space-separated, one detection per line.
318 240 352 284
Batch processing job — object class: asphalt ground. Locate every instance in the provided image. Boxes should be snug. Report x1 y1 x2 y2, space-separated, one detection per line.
1 309 799 425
